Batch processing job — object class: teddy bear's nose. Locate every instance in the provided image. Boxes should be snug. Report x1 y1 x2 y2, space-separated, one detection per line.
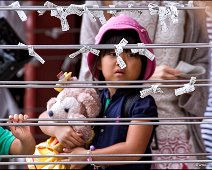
48 110 54 117
64 108 69 113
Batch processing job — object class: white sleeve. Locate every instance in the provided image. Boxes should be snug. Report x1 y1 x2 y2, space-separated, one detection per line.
78 1 102 81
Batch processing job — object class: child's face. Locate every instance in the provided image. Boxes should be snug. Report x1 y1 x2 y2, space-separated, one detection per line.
98 50 142 82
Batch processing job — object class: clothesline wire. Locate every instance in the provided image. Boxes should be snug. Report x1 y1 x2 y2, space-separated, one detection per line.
1 43 212 49
1 117 211 122
0 159 211 165
0 6 206 11
0 79 210 84
0 153 210 158
0 84 210 88
1 121 212 126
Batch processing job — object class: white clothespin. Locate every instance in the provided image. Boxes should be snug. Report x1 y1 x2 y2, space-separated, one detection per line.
115 38 128 56
117 56 126 69
38 1 69 31
18 43 45 64
140 85 164 98
65 4 85 16
128 3 143 18
131 43 155 61
37 1 56 15
107 5 117 16
69 46 100 59
91 5 107 25
9 1 27 21
114 38 128 69
175 77 196 96
87 46 100 56
148 3 159 15
158 6 168 32
56 6 69 31
169 5 178 24
148 2 179 32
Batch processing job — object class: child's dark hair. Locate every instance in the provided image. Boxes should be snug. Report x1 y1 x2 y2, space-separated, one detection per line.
92 29 147 81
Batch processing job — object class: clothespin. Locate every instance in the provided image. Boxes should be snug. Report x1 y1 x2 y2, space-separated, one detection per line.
140 85 164 98
131 43 155 61
69 46 100 59
148 3 179 32
65 4 85 16
90 5 107 25
18 43 45 64
114 38 128 69
107 5 117 16
9 1 27 21
37 1 56 15
175 77 196 96
127 3 143 18
38 1 69 31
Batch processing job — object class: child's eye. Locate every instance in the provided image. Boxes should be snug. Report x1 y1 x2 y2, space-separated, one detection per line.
126 52 137 57
108 52 117 57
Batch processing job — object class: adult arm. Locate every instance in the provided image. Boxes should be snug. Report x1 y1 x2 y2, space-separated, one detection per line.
178 9 210 117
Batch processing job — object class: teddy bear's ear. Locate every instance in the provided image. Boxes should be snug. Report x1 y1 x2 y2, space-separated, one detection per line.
47 97 57 111
77 93 101 118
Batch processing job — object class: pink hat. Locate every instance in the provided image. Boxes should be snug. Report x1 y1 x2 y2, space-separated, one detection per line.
87 14 156 80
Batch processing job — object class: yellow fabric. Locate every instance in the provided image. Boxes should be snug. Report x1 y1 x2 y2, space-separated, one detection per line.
26 130 95 169
26 137 69 169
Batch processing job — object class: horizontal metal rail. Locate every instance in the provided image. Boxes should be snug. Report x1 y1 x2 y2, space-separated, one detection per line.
0 84 210 88
0 79 210 84
1 121 212 126
0 6 206 11
0 160 211 165
1 117 211 122
0 43 212 49
0 153 210 158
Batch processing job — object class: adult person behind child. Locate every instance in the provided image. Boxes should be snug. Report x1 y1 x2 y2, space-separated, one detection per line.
78 1 209 169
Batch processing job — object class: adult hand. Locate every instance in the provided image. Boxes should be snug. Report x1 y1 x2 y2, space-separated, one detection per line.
54 126 85 149
149 65 181 80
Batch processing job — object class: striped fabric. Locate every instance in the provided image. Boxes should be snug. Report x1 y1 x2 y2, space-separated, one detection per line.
201 16 212 169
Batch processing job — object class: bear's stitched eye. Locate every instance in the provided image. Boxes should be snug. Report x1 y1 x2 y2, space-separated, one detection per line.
64 108 69 113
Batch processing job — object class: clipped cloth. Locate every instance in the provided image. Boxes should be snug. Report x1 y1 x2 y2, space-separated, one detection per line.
26 137 69 169
26 130 95 169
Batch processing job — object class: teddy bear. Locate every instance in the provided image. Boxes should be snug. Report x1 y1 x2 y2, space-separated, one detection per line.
47 87 101 142
26 74 101 169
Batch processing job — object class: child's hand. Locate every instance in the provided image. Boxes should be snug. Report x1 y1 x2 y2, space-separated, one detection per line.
61 147 87 169
9 114 32 141
54 126 85 149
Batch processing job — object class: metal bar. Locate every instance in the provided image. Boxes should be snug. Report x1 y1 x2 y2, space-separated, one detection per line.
0 153 210 158
0 84 210 88
0 79 210 84
0 43 212 49
0 160 211 165
1 117 211 122
0 6 205 11
1 121 212 126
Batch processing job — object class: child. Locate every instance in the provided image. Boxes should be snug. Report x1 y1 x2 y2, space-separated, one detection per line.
0 114 36 155
62 15 158 170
